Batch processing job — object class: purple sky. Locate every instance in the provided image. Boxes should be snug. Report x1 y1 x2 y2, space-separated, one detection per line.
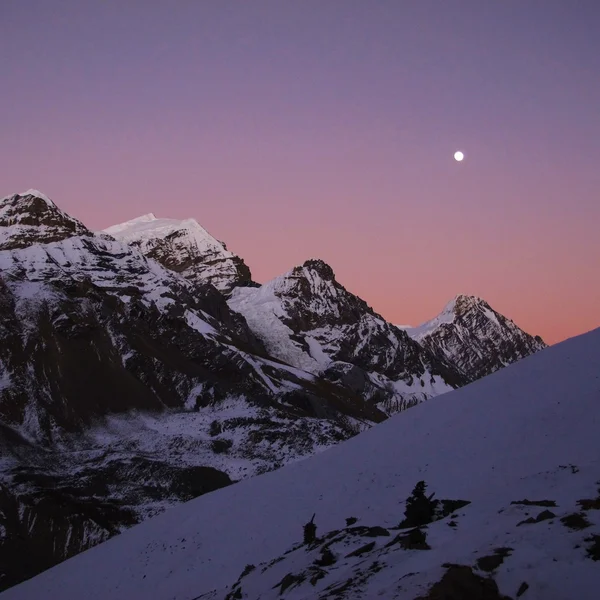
2 1 599 343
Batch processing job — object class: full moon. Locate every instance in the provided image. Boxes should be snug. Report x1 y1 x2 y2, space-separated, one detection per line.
454 150 465 162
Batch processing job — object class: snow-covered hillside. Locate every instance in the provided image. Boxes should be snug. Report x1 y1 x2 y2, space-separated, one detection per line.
104 213 254 293
229 259 465 415
5 327 599 600
401 295 547 382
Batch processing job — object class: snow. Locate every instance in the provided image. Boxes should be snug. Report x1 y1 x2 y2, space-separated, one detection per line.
0 189 54 204
402 297 459 341
103 214 246 291
103 215 235 259
229 284 326 373
184 310 217 337
4 327 599 600
21 189 54 204
0 235 193 313
228 270 450 412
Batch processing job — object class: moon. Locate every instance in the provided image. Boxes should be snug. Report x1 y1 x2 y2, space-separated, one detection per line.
454 150 465 162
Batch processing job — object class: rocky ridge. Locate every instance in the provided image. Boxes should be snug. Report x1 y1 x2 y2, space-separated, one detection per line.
228 259 466 415
104 213 255 294
401 295 547 382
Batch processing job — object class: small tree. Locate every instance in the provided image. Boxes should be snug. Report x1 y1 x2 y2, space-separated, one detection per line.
403 481 439 527
303 513 317 544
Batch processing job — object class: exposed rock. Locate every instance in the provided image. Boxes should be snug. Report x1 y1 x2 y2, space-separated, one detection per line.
229 259 466 415
401 295 546 382
104 213 254 293
416 565 513 600
0 190 90 250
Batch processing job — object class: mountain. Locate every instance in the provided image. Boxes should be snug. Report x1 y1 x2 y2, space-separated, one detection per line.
0 191 549 592
103 213 255 293
400 295 547 382
0 192 383 590
0 190 90 250
228 259 466 415
4 328 598 600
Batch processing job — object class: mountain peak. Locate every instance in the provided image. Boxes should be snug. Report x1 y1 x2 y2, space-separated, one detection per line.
404 294 547 381
104 213 253 292
445 294 490 315
0 190 89 250
296 258 336 281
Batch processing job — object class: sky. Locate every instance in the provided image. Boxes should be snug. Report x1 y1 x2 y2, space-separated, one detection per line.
1 1 599 344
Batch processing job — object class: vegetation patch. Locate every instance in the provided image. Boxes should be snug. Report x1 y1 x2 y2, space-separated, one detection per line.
577 497 600 511
314 548 336 567
560 512 591 530
585 534 600 561
398 481 439 528
210 438 233 454
397 481 471 529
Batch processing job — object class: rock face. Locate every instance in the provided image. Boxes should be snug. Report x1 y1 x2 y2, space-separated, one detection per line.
103 213 255 293
228 259 466 414
401 295 547 382
0 192 382 591
0 190 90 250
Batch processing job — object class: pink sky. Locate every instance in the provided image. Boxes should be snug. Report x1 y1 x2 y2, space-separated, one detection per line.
2 2 599 344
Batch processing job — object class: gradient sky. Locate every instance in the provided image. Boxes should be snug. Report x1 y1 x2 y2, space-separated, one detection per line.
2 1 599 344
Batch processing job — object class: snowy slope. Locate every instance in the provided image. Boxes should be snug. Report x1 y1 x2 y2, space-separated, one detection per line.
229 260 465 415
5 327 599 600
104 213 253 293
402 295 547 382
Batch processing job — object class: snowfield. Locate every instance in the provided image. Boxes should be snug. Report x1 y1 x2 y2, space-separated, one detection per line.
3 327 599 600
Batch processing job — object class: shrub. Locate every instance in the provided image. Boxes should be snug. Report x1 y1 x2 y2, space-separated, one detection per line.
209 420 222 436
402 481 439 527
211 438 233 454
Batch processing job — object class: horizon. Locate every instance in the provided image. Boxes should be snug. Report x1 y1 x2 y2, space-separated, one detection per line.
2 2 599 345
1 186 593 345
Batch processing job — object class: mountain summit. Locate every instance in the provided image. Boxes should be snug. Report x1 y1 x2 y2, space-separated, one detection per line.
103 213 253 293
229 259 465 413
401 294 547 382
0 190 90 250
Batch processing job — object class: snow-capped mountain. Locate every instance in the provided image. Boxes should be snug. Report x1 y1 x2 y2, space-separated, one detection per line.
104 213 255 293
5 327 598 600
0 191 549 592
0 190 90 250
0 192 382 590
401 295 547 382
229 259 466 415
